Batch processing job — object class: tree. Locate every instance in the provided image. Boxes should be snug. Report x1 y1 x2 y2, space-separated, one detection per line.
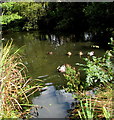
84 3 114 44
13 2 48 31
39 2 88 36
1 2 22 25
1 2 48 31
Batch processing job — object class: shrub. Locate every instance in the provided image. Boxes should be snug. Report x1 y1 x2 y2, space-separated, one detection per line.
76 50 113 87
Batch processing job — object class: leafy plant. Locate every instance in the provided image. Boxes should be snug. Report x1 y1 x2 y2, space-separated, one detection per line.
63 38 113 119
76 50 113 87
108 37 114 55
1 2 22 25
63 64 81 92
1 2 48 31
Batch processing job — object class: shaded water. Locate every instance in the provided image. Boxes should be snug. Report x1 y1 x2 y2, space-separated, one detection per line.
3 31 105 118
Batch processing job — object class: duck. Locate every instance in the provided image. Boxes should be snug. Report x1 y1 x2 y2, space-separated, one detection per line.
67 52 72 56
79 51 83 58
47 51 53 55
88 51 94 56
57 65 66 73
91 45 99 48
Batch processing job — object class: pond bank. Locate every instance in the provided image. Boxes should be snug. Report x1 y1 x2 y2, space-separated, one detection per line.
2 31 106 118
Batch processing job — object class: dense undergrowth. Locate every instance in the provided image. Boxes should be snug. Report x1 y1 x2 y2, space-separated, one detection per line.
0 41 43 119
63 38 114 119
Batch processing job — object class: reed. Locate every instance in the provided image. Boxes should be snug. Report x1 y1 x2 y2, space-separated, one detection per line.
0 41 43 118
77 97 96 120
73 84 112 119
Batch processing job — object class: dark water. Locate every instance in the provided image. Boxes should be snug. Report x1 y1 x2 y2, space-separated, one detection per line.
3 31 105 118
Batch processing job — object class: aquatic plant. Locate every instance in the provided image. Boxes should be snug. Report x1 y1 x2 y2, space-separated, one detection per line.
96 84 112 119
0 41 43 118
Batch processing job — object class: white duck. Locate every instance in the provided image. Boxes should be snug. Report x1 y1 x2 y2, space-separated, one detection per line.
88 51 94 56
57 65 66 73
67 52 72 56
79 51 83 58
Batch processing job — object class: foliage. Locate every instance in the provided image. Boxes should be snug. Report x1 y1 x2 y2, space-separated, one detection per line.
108 37 114 53
63 38 113 119
83 3 114 45
13 2 48 31
38 2 113 42
1 13 22 25
63 65 81 92
102 106 111 119
84 3 114 33
76 50 113 87
1 2 113 43
1 2 22 25
0 41 43 118
64 50 113 90
39 3 87 35
1 2 47 31
1 2 15 13
96 84 112 118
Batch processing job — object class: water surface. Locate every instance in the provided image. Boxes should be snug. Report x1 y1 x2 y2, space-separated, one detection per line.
3 31 105 118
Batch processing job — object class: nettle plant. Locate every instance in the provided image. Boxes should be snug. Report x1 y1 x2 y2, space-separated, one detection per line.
76 38 114 87
77 54 113 87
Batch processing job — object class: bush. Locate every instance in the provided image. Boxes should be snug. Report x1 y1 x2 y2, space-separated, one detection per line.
76 51 113 87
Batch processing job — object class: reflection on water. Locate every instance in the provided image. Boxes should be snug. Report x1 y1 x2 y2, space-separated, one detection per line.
31 85 74 118
3 31 106 118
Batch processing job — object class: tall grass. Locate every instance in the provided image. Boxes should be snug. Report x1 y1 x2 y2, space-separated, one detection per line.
0 41 43 118
70 85 112 119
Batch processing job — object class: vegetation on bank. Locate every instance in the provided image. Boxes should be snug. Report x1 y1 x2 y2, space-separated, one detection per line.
0 39 113 119
0 41 43 119
1 1 114 119
1 2 47 31
1 2 114 44
63 38 114 119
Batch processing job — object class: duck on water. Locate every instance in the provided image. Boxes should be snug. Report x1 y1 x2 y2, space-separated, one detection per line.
57 64 71 73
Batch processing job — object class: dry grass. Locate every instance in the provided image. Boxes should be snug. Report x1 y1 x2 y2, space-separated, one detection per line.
0 41 43 118
68 84 112 119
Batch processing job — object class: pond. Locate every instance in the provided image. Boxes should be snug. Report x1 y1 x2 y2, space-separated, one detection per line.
3 31 105 118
